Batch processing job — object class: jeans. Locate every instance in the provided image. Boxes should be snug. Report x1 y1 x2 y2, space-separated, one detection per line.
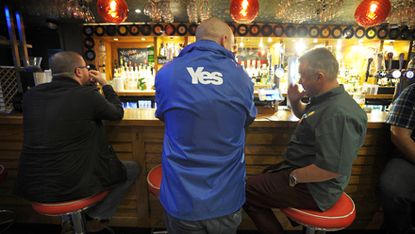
164 209 242 234
86 160 139 220
378 157 415 234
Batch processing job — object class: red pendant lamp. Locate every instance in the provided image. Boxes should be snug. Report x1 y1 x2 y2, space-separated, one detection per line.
230 0 259 24
354 0 391 27
97 0 129 24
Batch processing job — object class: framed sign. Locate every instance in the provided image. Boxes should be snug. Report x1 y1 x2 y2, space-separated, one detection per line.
117 47 154 65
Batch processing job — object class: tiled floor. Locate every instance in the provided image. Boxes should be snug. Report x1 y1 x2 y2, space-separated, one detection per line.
2 223 382 234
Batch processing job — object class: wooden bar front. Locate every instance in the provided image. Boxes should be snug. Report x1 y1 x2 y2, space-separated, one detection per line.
0 109 391 230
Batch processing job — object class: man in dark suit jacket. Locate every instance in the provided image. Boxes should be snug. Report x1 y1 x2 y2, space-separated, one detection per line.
15 51 139 233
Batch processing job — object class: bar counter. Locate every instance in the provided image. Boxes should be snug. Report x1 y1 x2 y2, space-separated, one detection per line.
0 108 391 230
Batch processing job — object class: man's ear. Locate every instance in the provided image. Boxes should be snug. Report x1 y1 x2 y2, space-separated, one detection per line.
220 35 227 47
316 71 325 81
74 68 80 77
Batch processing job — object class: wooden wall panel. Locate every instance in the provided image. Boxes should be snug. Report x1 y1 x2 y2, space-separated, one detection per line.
0 121 391 230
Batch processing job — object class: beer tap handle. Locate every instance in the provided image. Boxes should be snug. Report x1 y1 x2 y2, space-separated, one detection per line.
387 52 393 71
377 53 383 72
399 53 405 70
366 58 373 82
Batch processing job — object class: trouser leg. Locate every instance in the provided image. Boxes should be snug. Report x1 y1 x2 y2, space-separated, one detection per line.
378 158 415 234
164 210 241 234
204 209 242 234
86 161 139 220
243 169 319 234
164 212 206 234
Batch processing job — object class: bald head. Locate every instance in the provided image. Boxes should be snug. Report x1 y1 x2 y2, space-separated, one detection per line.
49 51 84 76
196 17 234 51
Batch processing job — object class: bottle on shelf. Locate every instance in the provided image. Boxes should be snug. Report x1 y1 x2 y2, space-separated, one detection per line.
159 42 165 57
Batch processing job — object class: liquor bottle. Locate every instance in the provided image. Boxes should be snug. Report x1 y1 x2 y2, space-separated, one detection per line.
159 42 165 57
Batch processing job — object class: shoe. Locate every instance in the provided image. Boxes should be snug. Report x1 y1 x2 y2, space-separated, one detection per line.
86 219 110 233
60 221 73 234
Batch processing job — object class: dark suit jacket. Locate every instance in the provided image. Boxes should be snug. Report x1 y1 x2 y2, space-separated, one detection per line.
15 75 124 202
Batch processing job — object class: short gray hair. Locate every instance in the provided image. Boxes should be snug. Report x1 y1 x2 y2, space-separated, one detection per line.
49 51 83 76
299 47 339 81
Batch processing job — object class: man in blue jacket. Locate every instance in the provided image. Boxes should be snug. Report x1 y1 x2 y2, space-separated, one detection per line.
155 17 256 234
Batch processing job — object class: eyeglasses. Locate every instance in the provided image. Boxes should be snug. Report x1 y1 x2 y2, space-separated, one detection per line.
76 65 90 70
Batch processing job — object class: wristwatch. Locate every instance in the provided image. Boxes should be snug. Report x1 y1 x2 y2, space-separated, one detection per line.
289 172 298 187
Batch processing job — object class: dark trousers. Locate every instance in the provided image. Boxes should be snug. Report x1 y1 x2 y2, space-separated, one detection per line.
243 169 319 234
378 158 415 234
62 161 139 223
164 209 242 234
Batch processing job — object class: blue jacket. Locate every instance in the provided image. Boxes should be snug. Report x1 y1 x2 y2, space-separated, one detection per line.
155 40 256 221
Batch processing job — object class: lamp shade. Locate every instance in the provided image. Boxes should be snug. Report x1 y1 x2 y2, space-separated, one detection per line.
354 0 391 27
230 0 259 24
97 0 129 24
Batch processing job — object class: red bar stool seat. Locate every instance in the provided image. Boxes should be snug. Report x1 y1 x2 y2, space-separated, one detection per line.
147 164 162 199
147 164 167 234
281 192 356 234
32 191 108 234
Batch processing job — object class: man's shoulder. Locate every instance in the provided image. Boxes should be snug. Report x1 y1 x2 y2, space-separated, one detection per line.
320 99 367 122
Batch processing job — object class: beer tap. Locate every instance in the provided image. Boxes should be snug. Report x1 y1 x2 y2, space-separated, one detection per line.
387 52 393 72
391 53 404 79
365 57 373 82
375 53 385 80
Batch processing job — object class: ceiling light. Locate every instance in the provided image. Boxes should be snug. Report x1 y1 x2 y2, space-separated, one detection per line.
135 9 141 14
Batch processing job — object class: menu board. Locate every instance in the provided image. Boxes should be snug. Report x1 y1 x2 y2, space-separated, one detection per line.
118 47 154 65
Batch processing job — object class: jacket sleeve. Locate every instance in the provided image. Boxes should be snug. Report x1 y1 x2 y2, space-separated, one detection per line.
90 85 124 121
244 70 257 127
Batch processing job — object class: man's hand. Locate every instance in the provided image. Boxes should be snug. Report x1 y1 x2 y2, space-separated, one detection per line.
88 70 107 86
287 84 306 104
290 164 340 184
287 84 306 119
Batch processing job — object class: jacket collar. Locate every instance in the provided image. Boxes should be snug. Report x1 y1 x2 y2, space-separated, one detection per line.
179 40 235 61
52 75 80 86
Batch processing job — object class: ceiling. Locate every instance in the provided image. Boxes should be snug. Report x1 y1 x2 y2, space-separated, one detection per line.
3 0 409 27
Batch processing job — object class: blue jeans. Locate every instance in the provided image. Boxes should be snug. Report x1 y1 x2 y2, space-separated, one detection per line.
164 209 242 234
86 160 139 220
378 157 415 234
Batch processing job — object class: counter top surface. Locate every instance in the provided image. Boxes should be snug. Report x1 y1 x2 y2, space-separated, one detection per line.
115 90 394 100
0 108 388 128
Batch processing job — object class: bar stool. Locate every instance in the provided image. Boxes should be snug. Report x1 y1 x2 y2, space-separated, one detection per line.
147 164 162 199
147 164 167 234
0 164 16 233
281 192 356 234
31 191 108 234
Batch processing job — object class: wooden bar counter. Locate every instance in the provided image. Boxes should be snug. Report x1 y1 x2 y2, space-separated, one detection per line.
0 108 391 230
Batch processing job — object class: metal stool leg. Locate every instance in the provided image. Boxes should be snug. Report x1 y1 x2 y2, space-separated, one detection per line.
70 211 86 234
305 227 315 234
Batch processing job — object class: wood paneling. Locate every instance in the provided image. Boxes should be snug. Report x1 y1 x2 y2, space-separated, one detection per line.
0 113 392 230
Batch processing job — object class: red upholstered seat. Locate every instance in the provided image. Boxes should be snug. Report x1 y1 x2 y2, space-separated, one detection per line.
281 193 356 230
147 164 162 198
31 191 108 216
